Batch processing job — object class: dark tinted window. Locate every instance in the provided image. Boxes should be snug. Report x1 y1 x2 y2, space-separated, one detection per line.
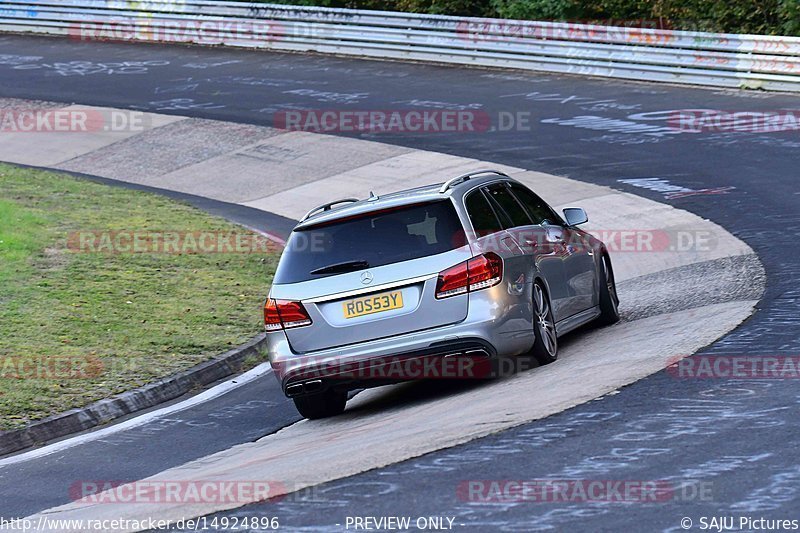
485 183 532 228
274 200 462 284
464 190 503 236
509 184 561 226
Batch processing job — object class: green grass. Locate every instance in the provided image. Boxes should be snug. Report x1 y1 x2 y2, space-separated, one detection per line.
0 164 278 430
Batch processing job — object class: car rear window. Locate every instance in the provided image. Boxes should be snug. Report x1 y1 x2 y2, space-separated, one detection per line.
274 200 464 284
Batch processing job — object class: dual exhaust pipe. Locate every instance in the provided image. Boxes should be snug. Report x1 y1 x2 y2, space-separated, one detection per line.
285 379 324 397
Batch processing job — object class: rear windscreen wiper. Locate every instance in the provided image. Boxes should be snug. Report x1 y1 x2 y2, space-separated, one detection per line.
310 260 370 275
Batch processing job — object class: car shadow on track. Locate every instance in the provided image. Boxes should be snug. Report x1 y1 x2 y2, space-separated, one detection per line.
339 331 587 417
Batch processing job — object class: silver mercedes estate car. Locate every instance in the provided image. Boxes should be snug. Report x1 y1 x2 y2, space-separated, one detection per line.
265 170 619 419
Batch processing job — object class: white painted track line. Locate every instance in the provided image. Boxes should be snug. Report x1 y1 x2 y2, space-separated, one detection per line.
0 365 273 468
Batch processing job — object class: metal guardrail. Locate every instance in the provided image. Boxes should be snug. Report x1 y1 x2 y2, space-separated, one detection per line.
1 0 800 92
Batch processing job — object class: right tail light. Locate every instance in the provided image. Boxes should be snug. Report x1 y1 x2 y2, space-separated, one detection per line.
435 252 503 299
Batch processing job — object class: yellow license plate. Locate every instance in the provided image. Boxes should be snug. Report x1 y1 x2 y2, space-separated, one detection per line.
342 290 404 319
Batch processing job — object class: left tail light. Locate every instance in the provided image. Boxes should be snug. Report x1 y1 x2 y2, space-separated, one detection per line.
264 299 313 331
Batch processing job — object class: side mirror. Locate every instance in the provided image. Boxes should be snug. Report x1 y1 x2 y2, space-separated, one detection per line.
563 207 588 226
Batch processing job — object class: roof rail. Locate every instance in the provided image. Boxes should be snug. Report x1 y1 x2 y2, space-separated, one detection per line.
438 169 510 194
300 198 360 222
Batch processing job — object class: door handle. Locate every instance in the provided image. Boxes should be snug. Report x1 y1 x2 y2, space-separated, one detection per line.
524 239 538 247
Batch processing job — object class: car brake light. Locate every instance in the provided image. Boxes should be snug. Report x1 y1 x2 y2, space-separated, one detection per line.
435 252 503 299
264 299 313 331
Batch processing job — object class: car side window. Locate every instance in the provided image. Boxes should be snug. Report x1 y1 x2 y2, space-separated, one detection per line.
464 190 503 236
485 183 532 228
509 184 562 226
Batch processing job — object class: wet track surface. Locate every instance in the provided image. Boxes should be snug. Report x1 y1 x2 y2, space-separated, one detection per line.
0 35 798 529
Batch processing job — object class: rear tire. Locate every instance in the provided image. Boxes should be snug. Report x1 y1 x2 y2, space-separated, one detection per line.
529 282 558 365
596 254 620 326
293 389 347 419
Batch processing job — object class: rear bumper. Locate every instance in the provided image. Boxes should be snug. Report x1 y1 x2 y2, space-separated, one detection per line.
267 289 536 397
281 339 495 397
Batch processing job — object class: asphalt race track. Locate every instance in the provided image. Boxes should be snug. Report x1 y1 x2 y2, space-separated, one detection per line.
1 34 799 530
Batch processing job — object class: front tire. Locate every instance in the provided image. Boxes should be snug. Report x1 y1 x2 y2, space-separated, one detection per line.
293 389 347 419
596 254 620 326
529 282 558 365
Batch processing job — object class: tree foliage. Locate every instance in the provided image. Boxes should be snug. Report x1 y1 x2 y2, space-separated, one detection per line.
252 0 800 35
